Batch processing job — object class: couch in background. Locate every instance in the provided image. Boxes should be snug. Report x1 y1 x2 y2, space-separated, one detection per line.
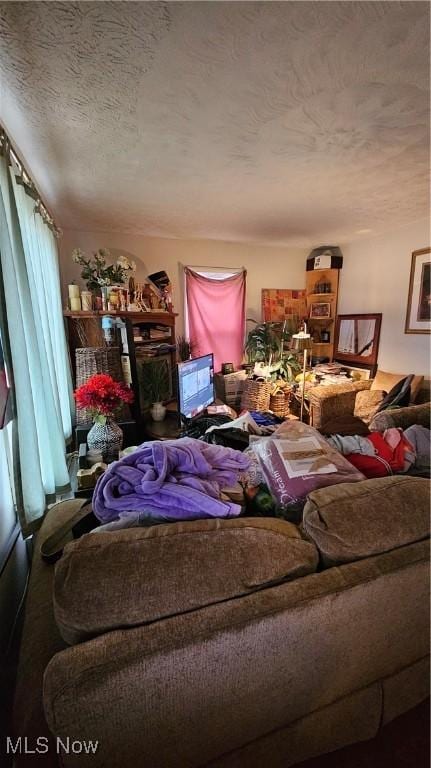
12 474 430 768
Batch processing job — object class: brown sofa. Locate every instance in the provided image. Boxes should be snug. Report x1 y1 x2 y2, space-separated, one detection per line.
12 476 430 768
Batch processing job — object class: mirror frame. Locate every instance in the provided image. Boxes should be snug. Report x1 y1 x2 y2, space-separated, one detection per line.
333 313 382 375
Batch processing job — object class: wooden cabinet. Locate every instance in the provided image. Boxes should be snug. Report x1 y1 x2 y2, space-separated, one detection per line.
305 268 340 362
64 311 177 425
124 313 177 419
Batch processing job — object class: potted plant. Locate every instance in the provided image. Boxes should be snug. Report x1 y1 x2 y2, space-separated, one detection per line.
176 336 195 362
74 373 134 462
244 319 301 382
142 360 170 421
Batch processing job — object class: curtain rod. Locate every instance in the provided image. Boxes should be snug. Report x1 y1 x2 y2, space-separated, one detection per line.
186 265 245 272
0 124 61 237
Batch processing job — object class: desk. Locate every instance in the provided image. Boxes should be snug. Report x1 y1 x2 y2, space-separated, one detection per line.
143 412 181 440
143 399 229 441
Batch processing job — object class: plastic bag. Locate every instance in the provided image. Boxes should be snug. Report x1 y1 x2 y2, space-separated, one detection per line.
251 421 365 517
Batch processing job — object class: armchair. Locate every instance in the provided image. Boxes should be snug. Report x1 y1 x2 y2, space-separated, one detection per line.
308 377 430 437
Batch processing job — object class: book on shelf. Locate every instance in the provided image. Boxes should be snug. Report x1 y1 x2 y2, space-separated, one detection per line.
149 330 171 339
135 343 176 357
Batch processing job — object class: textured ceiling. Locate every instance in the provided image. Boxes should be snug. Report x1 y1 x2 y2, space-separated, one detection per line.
0 1 429 246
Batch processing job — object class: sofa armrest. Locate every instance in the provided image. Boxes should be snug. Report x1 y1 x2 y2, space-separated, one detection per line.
369 402 431 432
308 381 371 430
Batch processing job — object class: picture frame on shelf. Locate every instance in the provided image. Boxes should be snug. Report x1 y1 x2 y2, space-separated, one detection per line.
405 248 431 334
309 302 331 319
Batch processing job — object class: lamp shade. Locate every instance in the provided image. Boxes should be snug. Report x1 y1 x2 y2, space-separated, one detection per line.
292 332 313 352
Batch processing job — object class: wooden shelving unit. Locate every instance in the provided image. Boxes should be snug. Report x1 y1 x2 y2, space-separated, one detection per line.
63 310 177 425
124 313 177 419
305 269 340 362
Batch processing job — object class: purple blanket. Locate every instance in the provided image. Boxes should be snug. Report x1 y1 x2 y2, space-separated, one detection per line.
93 437 250 523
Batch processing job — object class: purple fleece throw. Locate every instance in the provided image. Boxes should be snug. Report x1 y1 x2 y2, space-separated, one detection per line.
93 437 250 523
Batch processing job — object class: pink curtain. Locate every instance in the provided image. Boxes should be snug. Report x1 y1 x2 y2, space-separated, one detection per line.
185 268 246 373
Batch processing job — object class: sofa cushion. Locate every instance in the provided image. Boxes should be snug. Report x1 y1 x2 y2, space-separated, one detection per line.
54 516 318 644
302 476 430 567
370 370 423 403
374 375 413 412
353 389 386 422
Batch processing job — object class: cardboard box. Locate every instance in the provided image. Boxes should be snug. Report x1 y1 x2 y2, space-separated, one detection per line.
214 370 247 407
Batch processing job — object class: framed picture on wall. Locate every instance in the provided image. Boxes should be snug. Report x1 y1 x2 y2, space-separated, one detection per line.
261 289 307 321
309 302 331 319
405 248 431 334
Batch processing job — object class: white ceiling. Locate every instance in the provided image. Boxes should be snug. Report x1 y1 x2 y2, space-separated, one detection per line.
0 1 429 246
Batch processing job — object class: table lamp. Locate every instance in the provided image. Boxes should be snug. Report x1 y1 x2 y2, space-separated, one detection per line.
292 323 313 421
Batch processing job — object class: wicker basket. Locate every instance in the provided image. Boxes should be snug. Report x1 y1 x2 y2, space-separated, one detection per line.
75 347 130 425
240 378 272 412
270 387 294 418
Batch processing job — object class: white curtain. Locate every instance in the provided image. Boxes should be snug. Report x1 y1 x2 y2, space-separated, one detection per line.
0 152 73 534
338 319 355 354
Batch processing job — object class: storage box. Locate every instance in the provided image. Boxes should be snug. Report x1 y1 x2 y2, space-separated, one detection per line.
214 370 247 407
306 247 343 271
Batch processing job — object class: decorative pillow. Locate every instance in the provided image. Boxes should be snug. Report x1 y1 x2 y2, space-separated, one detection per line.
371 370 423 403
302 476 430 567
54 517 318 645
375 375 413 413
353 389 386 422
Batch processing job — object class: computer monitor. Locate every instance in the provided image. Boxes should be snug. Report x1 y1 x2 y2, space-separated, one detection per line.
177 353 215 421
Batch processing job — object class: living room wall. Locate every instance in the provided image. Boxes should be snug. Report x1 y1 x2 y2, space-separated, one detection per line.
58 230 307 335
59 220 430 381
338 218 430 380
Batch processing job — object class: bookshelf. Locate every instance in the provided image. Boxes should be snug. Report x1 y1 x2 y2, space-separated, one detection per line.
305 269 340 362
63 310 177 424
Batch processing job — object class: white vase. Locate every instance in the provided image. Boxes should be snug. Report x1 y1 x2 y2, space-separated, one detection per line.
151 402 166 422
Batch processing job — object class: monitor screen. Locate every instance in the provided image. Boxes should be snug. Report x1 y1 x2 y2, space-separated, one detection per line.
177 353 215 420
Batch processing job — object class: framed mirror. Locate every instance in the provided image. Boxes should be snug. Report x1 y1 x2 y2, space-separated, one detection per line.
333 313 382 375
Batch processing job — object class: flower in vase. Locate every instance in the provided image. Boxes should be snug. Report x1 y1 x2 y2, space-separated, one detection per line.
74 373 134 424
71 248 136 292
